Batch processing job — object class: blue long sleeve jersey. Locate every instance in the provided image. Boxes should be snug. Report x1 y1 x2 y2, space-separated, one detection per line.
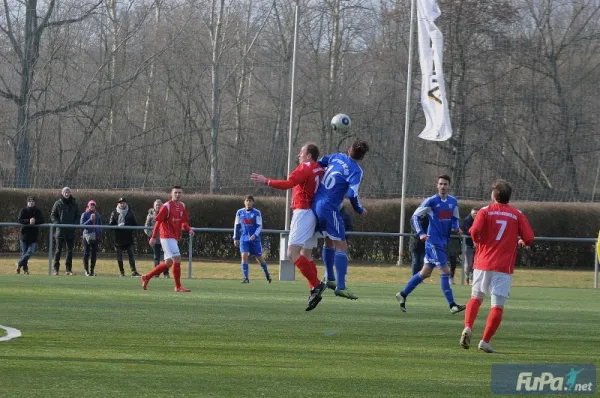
233 208 263 241
411 194 460 247
314 153 364 214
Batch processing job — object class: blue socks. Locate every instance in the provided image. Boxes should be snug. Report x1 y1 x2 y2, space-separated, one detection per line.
334 250 348 290
402 272 424 296
322 246 335 281
241 262 249 280
440 273 455 305
260 262 270 279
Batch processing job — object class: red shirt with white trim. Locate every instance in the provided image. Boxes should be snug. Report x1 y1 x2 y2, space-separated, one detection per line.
267 161 324 210
151 200 191 241
471 203 535 274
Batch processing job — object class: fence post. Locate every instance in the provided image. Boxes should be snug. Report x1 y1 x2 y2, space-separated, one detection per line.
595 239 598 289
460 235 466 286
48 225 53 276
188 233 193 279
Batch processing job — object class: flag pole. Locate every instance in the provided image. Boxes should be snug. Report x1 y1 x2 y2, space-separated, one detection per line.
279 1 300 281
284 1 299 231
398 0 417 265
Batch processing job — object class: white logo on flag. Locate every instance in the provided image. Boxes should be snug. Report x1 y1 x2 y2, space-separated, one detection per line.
417 0 452 141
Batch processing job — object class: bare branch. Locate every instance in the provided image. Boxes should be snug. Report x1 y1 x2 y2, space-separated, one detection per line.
1 0 23 61
38 0 103 31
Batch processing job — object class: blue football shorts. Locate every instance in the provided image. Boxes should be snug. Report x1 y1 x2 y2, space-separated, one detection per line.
424 242 447 268
240 240 263 257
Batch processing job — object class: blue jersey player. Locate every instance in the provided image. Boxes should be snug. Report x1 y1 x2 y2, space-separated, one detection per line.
233 195 271 283
311 139 369 304
396 175 466 314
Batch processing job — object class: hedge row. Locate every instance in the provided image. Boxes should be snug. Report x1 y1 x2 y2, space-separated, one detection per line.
1 189 599 268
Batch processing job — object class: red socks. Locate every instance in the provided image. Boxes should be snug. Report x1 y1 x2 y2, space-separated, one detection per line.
173 262 182 288
294 255 320 288
146 262 168 279
482 306 504 343
464 297 483 329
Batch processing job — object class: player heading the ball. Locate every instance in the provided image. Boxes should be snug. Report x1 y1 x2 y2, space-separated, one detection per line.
313 139 369 301
251 143 326 311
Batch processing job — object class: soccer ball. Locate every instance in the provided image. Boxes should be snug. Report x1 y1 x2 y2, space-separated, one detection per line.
331 113 351 132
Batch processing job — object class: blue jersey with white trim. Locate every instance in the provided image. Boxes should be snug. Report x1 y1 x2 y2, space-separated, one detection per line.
313 153 364 213
411 194 460 247
233 208 263 241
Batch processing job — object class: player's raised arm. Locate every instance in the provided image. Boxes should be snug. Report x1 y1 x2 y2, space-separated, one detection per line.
252 166 305 190
411 198 433 238
346 170 365 215
318 154 331 168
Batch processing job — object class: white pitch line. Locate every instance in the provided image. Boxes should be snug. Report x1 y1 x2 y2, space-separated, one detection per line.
0 325 22 341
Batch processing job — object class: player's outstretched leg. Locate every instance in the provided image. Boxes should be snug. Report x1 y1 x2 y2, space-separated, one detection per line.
173 262 191 292
294 255 320 289
333 250 357 300
322 246 336 290
461 297 482 349
259 261 271 283
142 262 169 290
396 271 425 312
306 281 327 311
441 273 465 314
479 306 503 353
241 262 249 283
460 327 472 349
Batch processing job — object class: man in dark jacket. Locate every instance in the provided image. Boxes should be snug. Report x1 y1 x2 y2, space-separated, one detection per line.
409 215 429 276
109 197 141 277
16 196 44 274
462 208 478 285
50 187 80 275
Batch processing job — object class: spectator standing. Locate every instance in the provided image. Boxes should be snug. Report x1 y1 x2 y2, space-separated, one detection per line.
463 208 478 285
447 235 462 285
16 196 44 274
145 199 169 278
109 197 141 277
51 187 80 275
81 200 102 276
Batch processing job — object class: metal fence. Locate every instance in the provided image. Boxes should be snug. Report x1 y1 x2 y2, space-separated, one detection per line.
1 222 598 288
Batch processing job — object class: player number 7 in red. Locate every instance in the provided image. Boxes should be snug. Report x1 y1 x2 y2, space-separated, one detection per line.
495 220 507 241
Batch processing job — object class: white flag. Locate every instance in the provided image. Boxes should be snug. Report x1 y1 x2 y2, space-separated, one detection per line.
417 0 452 141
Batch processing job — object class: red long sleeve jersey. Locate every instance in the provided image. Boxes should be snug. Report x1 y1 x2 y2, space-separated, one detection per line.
151 200 191 241
267 161 325 210
470 203 535 274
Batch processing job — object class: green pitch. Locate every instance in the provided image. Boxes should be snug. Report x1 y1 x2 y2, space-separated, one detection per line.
0 274 599 397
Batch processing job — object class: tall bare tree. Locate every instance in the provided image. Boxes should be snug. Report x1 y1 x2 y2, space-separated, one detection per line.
0 0 103 187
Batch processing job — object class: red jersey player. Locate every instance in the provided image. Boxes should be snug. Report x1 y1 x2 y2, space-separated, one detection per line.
251 143 326 311
141 185 195 292
460 179 534 353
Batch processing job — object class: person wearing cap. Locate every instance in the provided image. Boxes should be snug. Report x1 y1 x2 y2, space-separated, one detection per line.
16 196 44 274
109 197 141 277
50 187 80 275
80 200 103 276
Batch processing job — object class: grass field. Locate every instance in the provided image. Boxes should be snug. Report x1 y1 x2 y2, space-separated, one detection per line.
1 256 599 397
